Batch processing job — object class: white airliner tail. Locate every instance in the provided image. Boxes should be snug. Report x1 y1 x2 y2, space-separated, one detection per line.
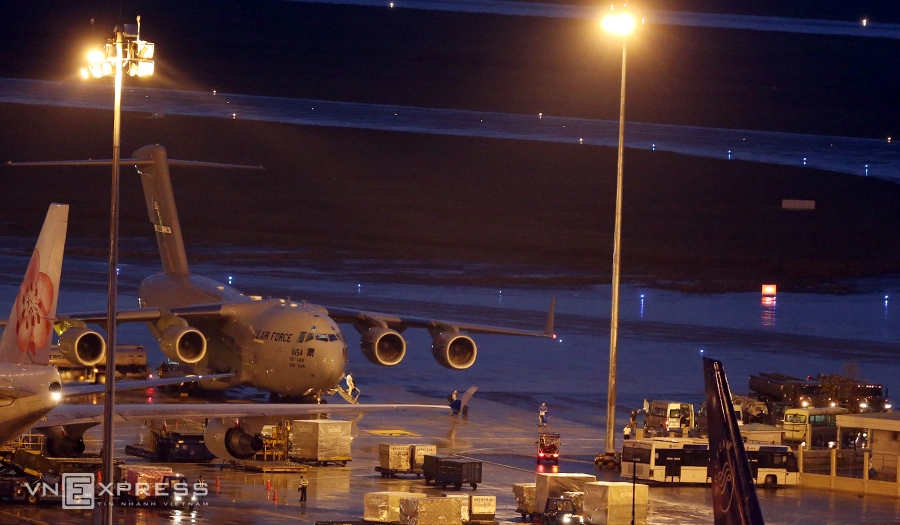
0 204 69 365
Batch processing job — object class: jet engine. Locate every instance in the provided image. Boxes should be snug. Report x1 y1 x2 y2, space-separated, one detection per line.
431 332 477 370
360 327 406 366
204 419 264 461
43 426 86 457
159 325 207 364
58 327 106 367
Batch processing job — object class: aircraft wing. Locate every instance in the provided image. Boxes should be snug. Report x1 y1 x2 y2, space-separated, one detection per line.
33 402 447 428
60 373 235 396
54 297 556 337
316 296 556 338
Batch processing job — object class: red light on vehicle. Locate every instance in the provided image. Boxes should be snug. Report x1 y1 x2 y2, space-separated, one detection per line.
553 454 559 457
539 453 544 457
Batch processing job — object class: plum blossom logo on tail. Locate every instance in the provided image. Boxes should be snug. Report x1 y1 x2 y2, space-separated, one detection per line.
15 249 55 355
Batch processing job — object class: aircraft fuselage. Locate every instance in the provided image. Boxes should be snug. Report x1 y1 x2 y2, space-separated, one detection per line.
0 363 60 446
137 273 347 396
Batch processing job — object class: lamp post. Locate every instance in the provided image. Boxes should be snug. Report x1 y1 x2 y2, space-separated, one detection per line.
601 9 635 457
81 17 154 524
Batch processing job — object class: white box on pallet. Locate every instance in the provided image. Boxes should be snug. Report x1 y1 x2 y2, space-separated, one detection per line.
441 493 470 522
470 494 497 520
400 497 462 525
535 473 596 513
379 444 412 470
410 444 438 469
290 420 352 461
364 491 427 523
583 481 648 525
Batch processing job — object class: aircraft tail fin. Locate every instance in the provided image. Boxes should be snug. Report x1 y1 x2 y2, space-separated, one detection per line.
703 357 766 525
133 145 191 276
0 204 69 365
8 146 263 278
544 296 556 338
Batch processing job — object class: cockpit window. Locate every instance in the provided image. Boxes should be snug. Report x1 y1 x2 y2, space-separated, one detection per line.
296 332 307 344
314 334 328 341
328 334 338 342
305 333 314 343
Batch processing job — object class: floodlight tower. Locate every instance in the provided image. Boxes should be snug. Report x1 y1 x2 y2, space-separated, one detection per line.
81 16 154 525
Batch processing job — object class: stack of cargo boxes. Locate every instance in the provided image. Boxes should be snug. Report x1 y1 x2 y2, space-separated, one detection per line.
410 444 438 470
400 497 463 525
364 492 427 522
513 483 537 519
583 481 648 525
535 473 597 513
440 493 497 523
289 420 352 464
561 491 584 515
380 444 412 471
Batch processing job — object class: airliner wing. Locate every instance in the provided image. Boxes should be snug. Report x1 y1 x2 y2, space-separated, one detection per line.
317 296 556 338
60 373 235 396
34 402 447 428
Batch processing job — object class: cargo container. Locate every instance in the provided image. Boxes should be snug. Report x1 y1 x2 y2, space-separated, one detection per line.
513 483 537 520
583 481 648 525
290 420 352 465
400 497 462 525
535 473 596 513
425 457 481 491
376 444 438 478
364 491 427 523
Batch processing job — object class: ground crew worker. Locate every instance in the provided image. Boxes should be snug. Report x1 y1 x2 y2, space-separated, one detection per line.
345 373 360 400
298 475 309 502
539 402 548 427
623 425 632 440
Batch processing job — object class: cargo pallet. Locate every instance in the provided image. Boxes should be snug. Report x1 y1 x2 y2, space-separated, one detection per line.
374 466 423 478
290 457 351 467
229 460 308 473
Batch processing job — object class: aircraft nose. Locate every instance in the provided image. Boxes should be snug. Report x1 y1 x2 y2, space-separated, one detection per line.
318 343 346 388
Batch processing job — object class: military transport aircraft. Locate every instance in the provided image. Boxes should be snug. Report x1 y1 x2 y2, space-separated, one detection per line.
0 204 447 461
10 145 555 401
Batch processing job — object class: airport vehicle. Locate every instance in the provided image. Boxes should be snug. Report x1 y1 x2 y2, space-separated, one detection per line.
750 372 889 413
537 432 560 465
782 406 849 449
0 205 447 462
644 400 694 432
0 460 43 504
540 496 583 525
12 145 555 401
621 437 799 486
423 455 482 489
125 430 215 462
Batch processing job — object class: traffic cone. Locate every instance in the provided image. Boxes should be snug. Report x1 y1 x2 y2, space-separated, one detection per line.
215 474 220 487
273 490 278 503
266 478 271 490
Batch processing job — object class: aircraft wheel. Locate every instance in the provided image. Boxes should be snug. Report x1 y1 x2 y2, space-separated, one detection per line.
764 474 777 487
471 483 477 490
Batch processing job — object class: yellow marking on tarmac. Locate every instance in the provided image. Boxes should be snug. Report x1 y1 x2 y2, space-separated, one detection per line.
366 429 421 437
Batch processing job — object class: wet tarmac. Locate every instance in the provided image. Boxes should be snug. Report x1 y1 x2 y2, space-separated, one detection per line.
1 384 899 524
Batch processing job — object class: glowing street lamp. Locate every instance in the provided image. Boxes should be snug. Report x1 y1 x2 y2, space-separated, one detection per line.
80 16 154 525
601 7 635 458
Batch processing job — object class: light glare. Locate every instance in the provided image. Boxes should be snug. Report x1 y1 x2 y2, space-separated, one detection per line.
602 13 635 35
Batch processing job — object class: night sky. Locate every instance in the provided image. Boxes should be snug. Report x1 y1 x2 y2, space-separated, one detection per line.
2 0 900 286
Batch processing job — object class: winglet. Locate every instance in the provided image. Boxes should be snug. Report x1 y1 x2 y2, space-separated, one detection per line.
704 357 766 525
544 296 556 338
0 204 68 365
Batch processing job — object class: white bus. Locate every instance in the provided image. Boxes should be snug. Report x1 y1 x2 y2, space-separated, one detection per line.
782 407 849 449
621 437 799 486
